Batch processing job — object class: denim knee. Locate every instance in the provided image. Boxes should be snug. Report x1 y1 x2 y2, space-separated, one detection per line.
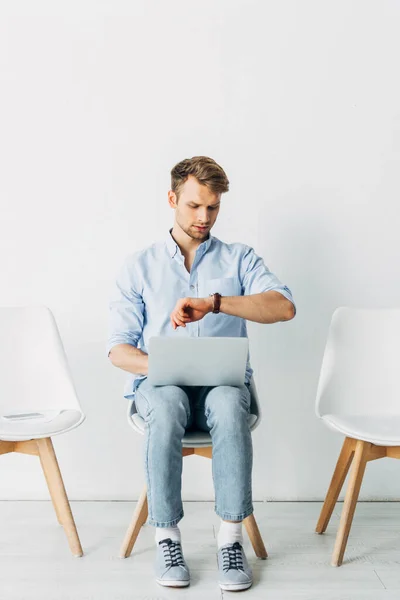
147 388 190 430
205 386 251 427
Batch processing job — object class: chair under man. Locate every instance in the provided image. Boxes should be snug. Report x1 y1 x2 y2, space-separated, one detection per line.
120 377 268 560
0 306 85 557
315 307 400 566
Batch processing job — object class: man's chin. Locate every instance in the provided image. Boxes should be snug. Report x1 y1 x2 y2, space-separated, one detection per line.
191 227 209 237
179 224 210 240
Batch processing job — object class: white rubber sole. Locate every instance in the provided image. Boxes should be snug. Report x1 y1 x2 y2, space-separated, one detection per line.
156 578 190 588
219 581 253 591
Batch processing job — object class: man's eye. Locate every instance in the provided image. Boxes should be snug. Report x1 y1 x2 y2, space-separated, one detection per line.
189 205 218 210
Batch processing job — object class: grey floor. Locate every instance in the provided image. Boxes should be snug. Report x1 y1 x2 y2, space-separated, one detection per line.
2 500 400 599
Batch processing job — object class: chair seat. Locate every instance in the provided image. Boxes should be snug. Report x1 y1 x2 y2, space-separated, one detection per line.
0 409 84 441
322 414 400 446
131 413 258 448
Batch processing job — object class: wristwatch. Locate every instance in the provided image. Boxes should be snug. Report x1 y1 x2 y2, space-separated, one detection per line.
209 292 222 314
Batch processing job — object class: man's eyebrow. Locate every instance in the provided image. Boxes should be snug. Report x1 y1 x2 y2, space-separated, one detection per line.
189 202 220 207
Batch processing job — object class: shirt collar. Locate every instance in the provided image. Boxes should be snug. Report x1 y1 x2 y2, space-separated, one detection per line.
166 228 213 259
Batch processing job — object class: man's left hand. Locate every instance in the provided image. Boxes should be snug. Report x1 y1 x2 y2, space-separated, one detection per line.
170 297 214 330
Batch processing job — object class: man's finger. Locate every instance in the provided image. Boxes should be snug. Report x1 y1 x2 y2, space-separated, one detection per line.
176 307 190 319
172 313 186 328
178 311 190 321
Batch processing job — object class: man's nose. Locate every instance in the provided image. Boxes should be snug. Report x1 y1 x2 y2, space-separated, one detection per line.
198 209 210 223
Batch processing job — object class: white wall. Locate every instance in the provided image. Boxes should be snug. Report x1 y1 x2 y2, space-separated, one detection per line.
1 0 400 500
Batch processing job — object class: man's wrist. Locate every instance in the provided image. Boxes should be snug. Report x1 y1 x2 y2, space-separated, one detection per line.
206 296 214 314
207 293 222 314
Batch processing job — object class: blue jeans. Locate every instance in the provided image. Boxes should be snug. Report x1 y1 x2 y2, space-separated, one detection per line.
134 378 254 527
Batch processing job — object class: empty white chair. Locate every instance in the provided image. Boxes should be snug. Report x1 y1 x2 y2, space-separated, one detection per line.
315 307 400 566
0 306 85 556
120 376 267 560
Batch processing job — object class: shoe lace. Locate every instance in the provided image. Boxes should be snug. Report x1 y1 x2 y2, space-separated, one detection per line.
221 541 244 572
159 538 185 568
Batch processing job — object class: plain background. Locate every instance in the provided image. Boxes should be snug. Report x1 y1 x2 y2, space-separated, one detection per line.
1 0 400 501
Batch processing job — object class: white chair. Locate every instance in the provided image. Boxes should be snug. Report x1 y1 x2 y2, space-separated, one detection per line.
315 307 400 566
0 306 85 557
120 377 268 560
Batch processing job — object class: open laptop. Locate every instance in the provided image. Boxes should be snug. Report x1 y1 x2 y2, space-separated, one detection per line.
147 336 249 387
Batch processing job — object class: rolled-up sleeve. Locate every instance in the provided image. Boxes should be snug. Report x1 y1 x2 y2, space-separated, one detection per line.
239 245 296 316
106 255 145 356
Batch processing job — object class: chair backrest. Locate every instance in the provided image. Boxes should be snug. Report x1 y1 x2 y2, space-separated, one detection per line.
127 375 262 434
0 306 83 414
316 307 400 418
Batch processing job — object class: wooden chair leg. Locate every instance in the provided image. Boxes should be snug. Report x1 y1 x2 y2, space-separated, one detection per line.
331 439 370 567
36 437 83 557
316 437 356 534
193 447 212 458
120 485 149 558
243 513 268 559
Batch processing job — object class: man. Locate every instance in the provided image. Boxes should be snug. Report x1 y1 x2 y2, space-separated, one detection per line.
107 156 296 591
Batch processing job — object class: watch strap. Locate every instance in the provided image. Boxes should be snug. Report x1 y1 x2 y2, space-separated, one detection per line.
211 292 221 314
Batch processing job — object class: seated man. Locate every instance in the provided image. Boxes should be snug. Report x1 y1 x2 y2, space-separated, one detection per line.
107 155 296 592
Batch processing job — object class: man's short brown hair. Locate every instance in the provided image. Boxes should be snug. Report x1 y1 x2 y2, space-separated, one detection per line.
171 156 229 200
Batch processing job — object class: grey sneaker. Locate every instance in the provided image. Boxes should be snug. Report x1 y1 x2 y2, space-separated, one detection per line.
217 541 253 591
155 538 190 587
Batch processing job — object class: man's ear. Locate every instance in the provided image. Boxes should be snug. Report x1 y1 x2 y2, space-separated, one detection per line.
168 190 177 209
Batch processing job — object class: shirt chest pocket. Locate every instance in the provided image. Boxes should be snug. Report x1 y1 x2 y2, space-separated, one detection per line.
202 277 242 298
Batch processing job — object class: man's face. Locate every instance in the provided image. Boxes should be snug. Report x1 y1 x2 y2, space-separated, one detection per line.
169 175 221 242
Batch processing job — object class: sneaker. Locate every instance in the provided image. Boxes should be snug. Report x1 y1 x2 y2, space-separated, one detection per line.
155 538 190 587
217 541 253 591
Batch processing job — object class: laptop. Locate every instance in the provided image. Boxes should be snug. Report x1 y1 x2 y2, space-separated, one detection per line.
147 336 249 387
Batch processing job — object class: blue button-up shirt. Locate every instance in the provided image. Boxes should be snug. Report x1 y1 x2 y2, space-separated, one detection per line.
107 229 296 398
